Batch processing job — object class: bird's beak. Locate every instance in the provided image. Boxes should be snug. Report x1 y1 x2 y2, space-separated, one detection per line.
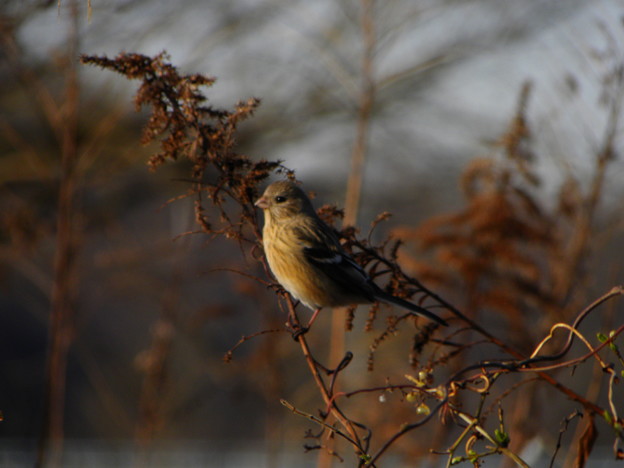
254 196 269 209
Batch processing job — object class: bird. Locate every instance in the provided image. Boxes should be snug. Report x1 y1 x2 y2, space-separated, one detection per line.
254 180 447 329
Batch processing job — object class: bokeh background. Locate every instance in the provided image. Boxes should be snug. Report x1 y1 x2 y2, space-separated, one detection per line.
1 0 623 467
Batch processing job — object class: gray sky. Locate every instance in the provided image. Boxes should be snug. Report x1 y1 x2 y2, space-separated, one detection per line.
18 0 624 208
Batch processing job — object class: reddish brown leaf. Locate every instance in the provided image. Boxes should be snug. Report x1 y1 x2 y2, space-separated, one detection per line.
574 414 597 468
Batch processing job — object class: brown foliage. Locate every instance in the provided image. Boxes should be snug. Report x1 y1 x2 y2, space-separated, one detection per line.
395 83 606 346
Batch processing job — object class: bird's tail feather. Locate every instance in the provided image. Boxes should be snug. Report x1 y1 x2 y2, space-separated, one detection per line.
375 291 447 326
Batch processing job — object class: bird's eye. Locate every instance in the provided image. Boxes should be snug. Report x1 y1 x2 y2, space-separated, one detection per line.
275 196 287 203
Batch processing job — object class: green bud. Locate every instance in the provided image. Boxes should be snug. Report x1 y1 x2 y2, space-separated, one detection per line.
495 429 510 447
604 410 613 424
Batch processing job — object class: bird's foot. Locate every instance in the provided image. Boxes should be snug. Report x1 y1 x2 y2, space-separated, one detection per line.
285 308 321 340
269 282 288 296
285 321 308 341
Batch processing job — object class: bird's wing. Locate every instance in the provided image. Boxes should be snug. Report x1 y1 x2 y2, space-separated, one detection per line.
292 219 376 302
305 240 447 324
292 216 447 325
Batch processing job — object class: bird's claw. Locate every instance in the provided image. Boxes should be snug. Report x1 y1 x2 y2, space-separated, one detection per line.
270 283 288 295
285 321 308 341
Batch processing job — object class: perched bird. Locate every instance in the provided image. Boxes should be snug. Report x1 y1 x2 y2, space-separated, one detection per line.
255 180 447 328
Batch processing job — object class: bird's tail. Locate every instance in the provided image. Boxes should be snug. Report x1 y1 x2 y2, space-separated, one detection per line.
374 290 447 326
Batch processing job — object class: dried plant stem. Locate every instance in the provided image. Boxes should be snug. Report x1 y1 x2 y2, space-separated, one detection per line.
135 313 175 450
554 66 623 307
287 299 367 461
344 0 376 226
562 289 619 467
36 3 81 467
281 400 361 448
455 412 530 468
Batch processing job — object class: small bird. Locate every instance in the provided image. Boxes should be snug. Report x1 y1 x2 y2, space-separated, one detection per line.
255 180 447 328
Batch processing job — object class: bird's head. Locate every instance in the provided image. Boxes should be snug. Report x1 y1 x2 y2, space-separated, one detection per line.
255 181 315 223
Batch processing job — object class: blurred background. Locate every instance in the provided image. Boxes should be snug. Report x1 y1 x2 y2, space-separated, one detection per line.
1 0 623 467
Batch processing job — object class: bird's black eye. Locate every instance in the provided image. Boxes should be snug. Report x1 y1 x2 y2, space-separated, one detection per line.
275 196 287 203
